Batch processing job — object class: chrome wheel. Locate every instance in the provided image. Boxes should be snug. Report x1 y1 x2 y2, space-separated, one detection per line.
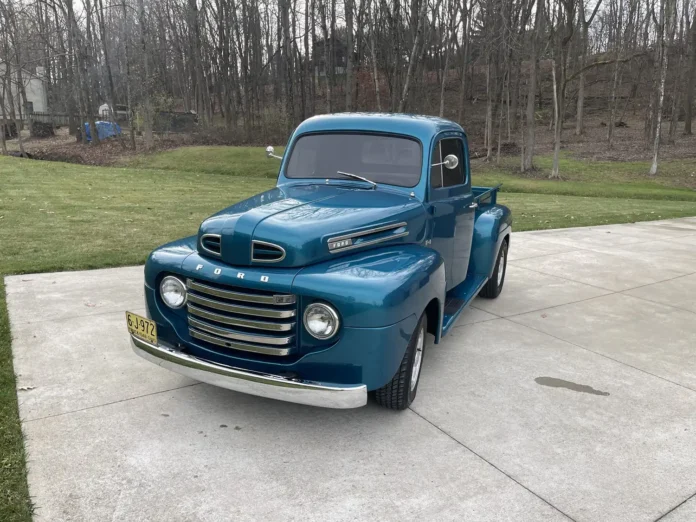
410 326 425 392
497 248 506 287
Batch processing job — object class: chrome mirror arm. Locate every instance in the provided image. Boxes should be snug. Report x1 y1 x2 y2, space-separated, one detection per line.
265 146 282 160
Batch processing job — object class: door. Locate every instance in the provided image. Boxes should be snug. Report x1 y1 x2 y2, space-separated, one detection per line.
427 135 476 291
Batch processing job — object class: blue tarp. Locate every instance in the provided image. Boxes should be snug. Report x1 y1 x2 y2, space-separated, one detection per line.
84 121 122 142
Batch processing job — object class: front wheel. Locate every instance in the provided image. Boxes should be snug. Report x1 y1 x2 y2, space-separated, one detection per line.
480 240 508 299
374 313 427 410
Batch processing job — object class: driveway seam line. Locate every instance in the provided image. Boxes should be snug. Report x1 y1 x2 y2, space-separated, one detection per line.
7 304 146 327
503 317 696 395
509 262 693 293
654 490 696 521
619 292 696 317
496 272 695 320
407 408 577 522
23 382 202 423
614 270 696 293
506 263 617 292
482 290 616 320
525 229 696 250
507 249 583 262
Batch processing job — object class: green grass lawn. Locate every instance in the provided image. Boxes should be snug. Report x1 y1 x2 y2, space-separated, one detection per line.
1 147 696 521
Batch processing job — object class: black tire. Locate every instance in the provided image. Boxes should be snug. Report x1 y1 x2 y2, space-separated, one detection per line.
374 313 427 410
480 240 508 299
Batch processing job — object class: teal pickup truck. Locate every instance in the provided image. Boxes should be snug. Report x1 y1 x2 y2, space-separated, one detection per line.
127 113 512 410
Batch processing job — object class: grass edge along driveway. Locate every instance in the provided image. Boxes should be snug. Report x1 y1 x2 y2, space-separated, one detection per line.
2 149 696 521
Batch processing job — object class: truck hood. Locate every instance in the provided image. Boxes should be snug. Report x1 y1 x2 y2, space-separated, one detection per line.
197 183 427 268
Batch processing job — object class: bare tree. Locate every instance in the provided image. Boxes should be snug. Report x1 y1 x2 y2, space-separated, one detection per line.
649 0 676 175
522 0 543 171
685 10 696 134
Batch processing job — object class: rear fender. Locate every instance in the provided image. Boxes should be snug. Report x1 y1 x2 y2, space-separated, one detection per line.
468 204 512 279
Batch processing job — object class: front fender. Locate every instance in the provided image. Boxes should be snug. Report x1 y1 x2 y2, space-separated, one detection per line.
144 235 198 289
292 244 446 329
468 204 512 278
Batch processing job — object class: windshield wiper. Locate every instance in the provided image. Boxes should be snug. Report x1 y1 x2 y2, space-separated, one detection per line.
337 171 377 190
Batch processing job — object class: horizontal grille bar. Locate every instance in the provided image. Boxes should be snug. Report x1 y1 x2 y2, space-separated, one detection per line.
187 279 295 306
189 328 291 356
188 317 294 346
187 303 295 332
187 293 296 319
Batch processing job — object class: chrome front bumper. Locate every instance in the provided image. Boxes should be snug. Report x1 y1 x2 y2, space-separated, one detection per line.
130 335 367 409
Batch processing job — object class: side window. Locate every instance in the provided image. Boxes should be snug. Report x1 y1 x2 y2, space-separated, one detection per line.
440 138 465 187
430 138 465 189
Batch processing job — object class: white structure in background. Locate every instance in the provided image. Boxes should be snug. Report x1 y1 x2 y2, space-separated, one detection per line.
0 63 49 117
98 103 129 119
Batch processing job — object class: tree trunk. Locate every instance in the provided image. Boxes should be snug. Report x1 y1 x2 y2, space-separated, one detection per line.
457 0 471 122
368 0 381 110
575 20 587 135
96 0 126 149
0 80 8 155
551 61 561 178
138 0 154 149
685 14 696 134
345 0 354 110
280 0 295 130
522 0 542 171
397 0 427 112
319 0 332 111
439 0 455 117
122 0 136 150
650 0 673 175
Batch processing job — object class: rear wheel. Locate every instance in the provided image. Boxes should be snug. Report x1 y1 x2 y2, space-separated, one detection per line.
374 313 427 410
480 240 508 299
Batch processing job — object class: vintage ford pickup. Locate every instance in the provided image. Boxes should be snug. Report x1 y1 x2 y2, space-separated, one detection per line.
126 113 512 410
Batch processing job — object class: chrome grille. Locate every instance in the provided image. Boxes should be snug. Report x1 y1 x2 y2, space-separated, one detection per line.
186 278 296 356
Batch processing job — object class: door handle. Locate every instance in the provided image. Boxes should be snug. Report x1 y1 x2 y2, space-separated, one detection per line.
468 202 478 209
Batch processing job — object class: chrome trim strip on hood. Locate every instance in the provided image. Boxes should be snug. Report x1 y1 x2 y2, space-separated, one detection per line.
327 222 409 254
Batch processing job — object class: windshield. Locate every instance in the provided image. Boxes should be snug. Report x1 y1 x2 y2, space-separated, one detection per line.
285 133 422 188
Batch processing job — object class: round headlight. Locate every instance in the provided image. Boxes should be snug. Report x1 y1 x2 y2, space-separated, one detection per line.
160 276 187 309
303 303 340 340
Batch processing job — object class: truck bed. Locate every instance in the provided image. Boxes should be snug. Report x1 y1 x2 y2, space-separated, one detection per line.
472 184 502 206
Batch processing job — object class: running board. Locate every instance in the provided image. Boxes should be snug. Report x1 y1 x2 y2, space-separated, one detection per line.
441 274 488 337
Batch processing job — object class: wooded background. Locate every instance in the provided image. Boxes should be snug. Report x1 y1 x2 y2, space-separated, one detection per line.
0 0 694 175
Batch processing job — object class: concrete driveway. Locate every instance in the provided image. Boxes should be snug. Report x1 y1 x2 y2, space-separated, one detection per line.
7 217 696 522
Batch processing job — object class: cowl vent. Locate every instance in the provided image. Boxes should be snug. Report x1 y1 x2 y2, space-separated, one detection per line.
252 240 286 263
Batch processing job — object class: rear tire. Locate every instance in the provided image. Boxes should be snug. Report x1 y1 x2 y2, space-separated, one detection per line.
480 239 508 299
374 313 427 410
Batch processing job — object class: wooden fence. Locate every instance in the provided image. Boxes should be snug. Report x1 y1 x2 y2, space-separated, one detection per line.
28 112 81 127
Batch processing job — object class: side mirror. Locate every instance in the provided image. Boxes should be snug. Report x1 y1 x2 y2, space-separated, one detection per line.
443 154 459 170
432 154 459 170
266 145 282 160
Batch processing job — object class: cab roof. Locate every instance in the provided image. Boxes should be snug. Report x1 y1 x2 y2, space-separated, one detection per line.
292 113 465 144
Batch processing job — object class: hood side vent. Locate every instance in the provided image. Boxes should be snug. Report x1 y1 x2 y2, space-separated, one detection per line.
328 222 409 254
200 234 222 256
252 240 286 263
